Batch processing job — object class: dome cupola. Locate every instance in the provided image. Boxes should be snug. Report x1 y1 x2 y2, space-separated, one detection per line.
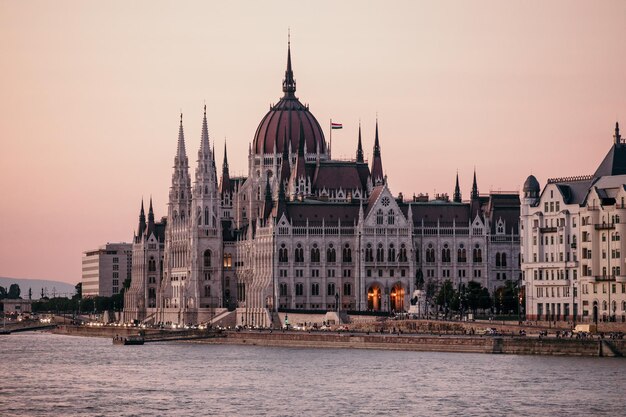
523 175 540 198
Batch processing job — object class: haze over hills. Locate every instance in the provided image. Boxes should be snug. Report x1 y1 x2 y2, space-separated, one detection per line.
0 277 77 299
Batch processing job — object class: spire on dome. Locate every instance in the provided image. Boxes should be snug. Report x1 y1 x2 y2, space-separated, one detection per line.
356 122 364 163
453 171 462 203
200 105 210 154
471 168 479 199
371 118 384 185
279 127 291 186
262 175 274 219
282 31 296 97
615 121 622 145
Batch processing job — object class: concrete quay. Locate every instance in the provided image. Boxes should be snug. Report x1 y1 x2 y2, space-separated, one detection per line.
197 330 626 357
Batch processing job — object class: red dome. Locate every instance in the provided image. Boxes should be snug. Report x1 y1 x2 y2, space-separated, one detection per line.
253 97 327 155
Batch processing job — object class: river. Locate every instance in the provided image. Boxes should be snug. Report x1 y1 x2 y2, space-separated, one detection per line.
1 332 625 416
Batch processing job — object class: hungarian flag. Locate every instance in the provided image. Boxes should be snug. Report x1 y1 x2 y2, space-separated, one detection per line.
331 122 343 129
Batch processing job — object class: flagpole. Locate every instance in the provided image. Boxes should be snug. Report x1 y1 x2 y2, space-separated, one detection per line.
329 118 332 159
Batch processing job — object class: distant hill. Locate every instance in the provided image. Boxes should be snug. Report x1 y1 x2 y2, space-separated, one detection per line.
0 277 77 300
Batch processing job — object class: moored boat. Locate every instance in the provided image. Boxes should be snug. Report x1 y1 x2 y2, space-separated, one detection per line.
113 335 144 345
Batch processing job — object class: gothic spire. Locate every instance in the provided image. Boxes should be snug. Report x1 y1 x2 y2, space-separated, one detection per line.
147 196 155 235
220 140 231 195
282 32 296 97
371 118 383 185
453 171 462 203
471 168 479 199
137 199 146 237
279 127 291 186
200 104 210 154
262 175 273 219
615 121 622 145
176 113 187 165
356 122 364 163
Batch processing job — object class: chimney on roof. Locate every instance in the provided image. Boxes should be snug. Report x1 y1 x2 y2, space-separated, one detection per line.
615 121 622 145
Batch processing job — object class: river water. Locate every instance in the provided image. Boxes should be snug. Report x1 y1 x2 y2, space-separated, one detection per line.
1 332 625 416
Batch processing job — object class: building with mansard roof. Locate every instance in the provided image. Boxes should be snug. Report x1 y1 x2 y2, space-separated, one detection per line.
521 123 626 323
123 43 521 326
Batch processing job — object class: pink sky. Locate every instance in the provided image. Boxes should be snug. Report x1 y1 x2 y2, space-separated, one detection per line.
1 1 625 284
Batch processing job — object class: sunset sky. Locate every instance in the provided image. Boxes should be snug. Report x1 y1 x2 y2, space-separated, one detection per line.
1 1 625 284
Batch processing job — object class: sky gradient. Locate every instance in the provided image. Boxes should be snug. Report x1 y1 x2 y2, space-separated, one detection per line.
1 1 625 284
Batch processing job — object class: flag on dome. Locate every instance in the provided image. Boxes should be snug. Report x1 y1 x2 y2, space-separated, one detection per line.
331 122 343 129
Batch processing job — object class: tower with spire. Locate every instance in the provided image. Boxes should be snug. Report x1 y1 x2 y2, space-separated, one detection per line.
453 172 462 203
371 119 384 186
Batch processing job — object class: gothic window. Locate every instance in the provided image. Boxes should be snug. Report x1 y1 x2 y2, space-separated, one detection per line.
399 244 407 262
376 243 385 262
496 253 501 267
426 244 435 263
343 244 352 262
343 282 352 296
442 244 451 263
457 245 467 263
387 209 395 225
204 285 211 297
473 245 482 263
295 243 304 263
388 244 396 262
496 220 504 235
365 244 373 262
223 253 232 268
148 256 156 272
204 207 209 225
376 209 384 225
203 250 211 268
311 244 320 263
326 244 336 263
279 244 288 263
502 253 507 267
295 283 304 296
242 207 247 219
311 283 320 296
327 282 336 296
279 283 288 297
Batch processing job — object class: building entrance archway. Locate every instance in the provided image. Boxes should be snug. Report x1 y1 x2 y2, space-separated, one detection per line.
367 284 382 311
390 284 405 312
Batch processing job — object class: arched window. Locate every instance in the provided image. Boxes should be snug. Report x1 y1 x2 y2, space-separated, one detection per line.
376 209 384 225
204 285 211 297
327 282 336 296
279 283 288 297
327 244 336 263
279 243 288 263
502 253 507 267
441 244 450 263
399 244 407 262
387 209 395 225
149 256 156 272
223 253 232 268
473 245 482 263
343 282 352 296
342 244 352 262
203 250 211 268
426 244 435 263
457 245 467 263
311 283 320 296
204 207 209 226
311 244 320 263
295 243 304 263
295 283 304 296
496 253 501 267
388 244 396 262
365 244 373 262
376 243 385 262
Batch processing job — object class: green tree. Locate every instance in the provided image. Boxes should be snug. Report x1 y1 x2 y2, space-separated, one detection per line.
479 287 492 312
8 283 21 299
435 280 456 316
73 283 82 300
0 286 7 299
415 269 424 290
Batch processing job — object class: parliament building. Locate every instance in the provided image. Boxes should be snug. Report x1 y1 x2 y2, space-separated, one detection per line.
123 43 521 326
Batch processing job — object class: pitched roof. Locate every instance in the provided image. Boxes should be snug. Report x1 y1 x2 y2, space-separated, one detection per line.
593 143 626 178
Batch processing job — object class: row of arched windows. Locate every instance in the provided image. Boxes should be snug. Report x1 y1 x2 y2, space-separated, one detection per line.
495 252 507 267
420 244 482 263
375 209 396 225
365 243 408 263
279 243 353 263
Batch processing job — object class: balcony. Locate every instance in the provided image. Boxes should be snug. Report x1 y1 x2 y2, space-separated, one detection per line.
595 223 615 230
594 275 616 282
539 227 557 233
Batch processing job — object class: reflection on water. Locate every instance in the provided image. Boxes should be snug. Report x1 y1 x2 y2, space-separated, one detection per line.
1 332 625 416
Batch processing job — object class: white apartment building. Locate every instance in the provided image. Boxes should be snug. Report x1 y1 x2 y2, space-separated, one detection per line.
82 243 132 297
521 123 626 323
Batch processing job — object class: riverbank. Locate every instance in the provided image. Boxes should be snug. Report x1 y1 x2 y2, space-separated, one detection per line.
48 324 626 357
